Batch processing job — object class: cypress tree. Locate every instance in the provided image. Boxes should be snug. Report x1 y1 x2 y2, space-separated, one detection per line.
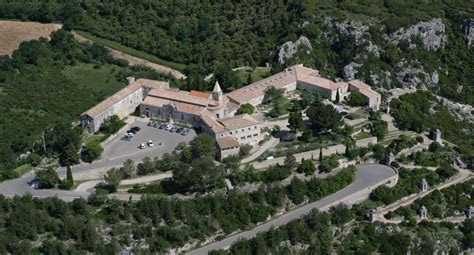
335 90 340 103
319 147 323 162
65 165 73 190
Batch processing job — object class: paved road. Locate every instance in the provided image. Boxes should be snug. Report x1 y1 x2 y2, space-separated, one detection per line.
187 164 397 254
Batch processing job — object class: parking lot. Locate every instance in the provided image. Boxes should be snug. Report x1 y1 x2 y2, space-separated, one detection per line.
102 120 196 161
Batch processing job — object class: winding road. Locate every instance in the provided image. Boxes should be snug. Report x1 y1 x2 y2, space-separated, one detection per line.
186 164 397 254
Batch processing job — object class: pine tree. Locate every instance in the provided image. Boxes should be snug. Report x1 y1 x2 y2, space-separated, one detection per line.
319 147 323 162
336 90 340 104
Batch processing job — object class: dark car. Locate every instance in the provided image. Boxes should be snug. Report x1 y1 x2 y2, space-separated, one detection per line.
158 124 166 129
176 127 184 133
131 126 141 132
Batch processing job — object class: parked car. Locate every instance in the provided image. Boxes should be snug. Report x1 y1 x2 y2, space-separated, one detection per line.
159 124 166 129
170 127 178 132
181 129 189 136
164 124 172 131
124 133 134 141
147 140 154 147
147 121 155 127
176 127 183 133
131 126 141 132
139 143 146 149
29 180 40 189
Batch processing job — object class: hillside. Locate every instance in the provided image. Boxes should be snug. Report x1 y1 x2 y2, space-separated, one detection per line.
0 20 61 55
0 1 472 105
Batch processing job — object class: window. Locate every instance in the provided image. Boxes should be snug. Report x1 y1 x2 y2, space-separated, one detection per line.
247 135 251 138
253 134 258 136
181 114 184 120
242 129 244 132
248 127 251 131
241 136 245 139
255 126 257 129
230 131 233 135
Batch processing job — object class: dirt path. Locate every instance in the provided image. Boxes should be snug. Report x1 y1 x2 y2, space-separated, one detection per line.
72 32 186 80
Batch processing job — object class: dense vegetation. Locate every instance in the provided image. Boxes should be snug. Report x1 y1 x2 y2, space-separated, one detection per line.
0 30 171 180
391 91 474 159
0 1 472 103
214 207 472 254
0 165 354 253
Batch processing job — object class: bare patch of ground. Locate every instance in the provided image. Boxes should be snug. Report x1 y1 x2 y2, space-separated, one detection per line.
0 20 62 55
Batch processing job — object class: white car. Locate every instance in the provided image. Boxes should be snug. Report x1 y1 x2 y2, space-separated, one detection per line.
164 124 172 130
139 143 146 149
147 140 154 147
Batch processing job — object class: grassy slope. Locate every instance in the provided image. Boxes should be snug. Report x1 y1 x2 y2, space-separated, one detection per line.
62 63 127 99
75 31 186 72
235 68 271 87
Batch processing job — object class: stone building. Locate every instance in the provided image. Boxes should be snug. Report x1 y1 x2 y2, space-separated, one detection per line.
81 63 382 160
226 64 380 110
80 78 169 133
216 137 240 161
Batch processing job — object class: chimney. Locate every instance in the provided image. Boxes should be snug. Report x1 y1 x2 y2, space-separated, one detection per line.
126 76 136 85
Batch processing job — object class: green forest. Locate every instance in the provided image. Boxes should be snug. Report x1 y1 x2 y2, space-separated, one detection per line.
0 0 472 102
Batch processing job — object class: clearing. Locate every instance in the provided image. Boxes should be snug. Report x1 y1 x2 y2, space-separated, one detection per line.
0 20 62 56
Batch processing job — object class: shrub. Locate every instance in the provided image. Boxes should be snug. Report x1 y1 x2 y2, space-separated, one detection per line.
239 144 252 157
318 158 340 173
85 141 103 162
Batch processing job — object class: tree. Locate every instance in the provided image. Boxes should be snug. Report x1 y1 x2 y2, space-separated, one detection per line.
348 92 366 106
319 147 323 162
239 144 252 157
104 167 122 192
284 154 296 171
297 160 316 175
192 134 215 158
335 90 340 103
62 165 73 190
121 159 135 179
238 103 255 114
372 120 388 140
288 111 304 133
288 177 306 205
85 141 102 162
247 73 253 84
35 167 59 189
306 103 343 133
138 156 155 175
264 86 285 103
59 143 80 167
99 115 125 135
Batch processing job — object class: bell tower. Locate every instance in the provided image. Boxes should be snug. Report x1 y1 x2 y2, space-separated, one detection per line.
212 80 223 104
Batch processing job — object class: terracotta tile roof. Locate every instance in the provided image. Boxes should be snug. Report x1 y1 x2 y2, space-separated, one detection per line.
200 111 226 132
142 96 205 114
218 114 260 130
82 79 169 118
217 137 240 149
226 68 298 104
189 90 211 99
294 65 339 90
348 80 379 98
147 89 218 107
135 79 169 90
